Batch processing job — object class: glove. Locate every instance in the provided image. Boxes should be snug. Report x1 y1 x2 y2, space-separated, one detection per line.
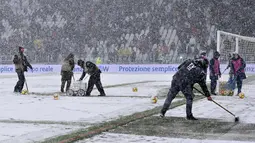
207 96 212 101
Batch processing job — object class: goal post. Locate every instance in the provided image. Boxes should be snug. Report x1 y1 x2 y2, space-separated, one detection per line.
216 30 255 94
217 30 255 64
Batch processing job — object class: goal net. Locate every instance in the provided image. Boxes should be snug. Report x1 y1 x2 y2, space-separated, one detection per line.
217 30 255 64
216 30 255 94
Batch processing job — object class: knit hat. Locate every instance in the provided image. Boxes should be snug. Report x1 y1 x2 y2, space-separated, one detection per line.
19 46 24 53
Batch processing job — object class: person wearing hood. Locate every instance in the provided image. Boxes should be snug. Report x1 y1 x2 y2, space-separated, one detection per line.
230 52 246 95
160 58 212 120
13 46 33 93
209 51 221 95
194 51 209 79
60 53 75 92
77 60 106 96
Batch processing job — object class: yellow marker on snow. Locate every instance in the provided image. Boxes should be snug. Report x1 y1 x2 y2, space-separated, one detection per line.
132 87 138 92
53 93 59 100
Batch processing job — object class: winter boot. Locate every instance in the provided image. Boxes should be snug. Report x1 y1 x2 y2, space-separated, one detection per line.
186 115 198 120
14 87 19 93
160 109 166 118
98 90 106 96
97 85 106 96
84 91 91 96
237 90 241 95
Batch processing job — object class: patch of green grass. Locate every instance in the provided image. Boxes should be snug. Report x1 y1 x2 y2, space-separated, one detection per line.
109 116 247 140
110 116 255 141
41 95 204 143
41 75 255 143
41 82 212 143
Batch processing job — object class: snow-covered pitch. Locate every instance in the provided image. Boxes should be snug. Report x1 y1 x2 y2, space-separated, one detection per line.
0 73 254 143
78 78 255 143
0 73 170 142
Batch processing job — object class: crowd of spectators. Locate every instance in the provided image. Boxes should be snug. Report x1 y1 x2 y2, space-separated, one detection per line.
1 0 255 64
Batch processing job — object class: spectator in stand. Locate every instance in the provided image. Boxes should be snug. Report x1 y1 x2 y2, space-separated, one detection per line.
1 0 255 64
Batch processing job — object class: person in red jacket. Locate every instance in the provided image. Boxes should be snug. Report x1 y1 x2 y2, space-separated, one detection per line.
209 51 221 95
230 52 246 95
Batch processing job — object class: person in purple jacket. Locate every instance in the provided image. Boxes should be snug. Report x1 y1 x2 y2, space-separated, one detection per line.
209 51 221 95
231 52 246 95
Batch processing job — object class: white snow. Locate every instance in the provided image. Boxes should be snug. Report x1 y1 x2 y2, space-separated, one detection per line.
0 73 172 94
0 73 171 142
0 73 170 122
77 132 255 143
0 123 83 143
0 73 254 142
0 94 165 123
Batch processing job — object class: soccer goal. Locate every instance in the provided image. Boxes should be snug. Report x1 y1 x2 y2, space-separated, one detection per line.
216 30 255 95
217 30 255 64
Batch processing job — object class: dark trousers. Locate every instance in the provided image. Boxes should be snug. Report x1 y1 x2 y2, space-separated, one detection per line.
227 74 235 90
86 73 105 96
161 79 194 117
210 76 218 93
14 70 25 92
236 75 243 94
61 71 73 92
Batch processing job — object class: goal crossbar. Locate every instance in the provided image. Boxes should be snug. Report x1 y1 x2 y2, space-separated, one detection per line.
217 30 255 53
217 31 255 42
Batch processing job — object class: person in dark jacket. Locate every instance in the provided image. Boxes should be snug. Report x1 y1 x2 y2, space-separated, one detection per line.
160 58 212 120
231 52 246 95
60 53 75 92
194 51 209 79
13 46 33 93
77 60 106 96
209 51 221 95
